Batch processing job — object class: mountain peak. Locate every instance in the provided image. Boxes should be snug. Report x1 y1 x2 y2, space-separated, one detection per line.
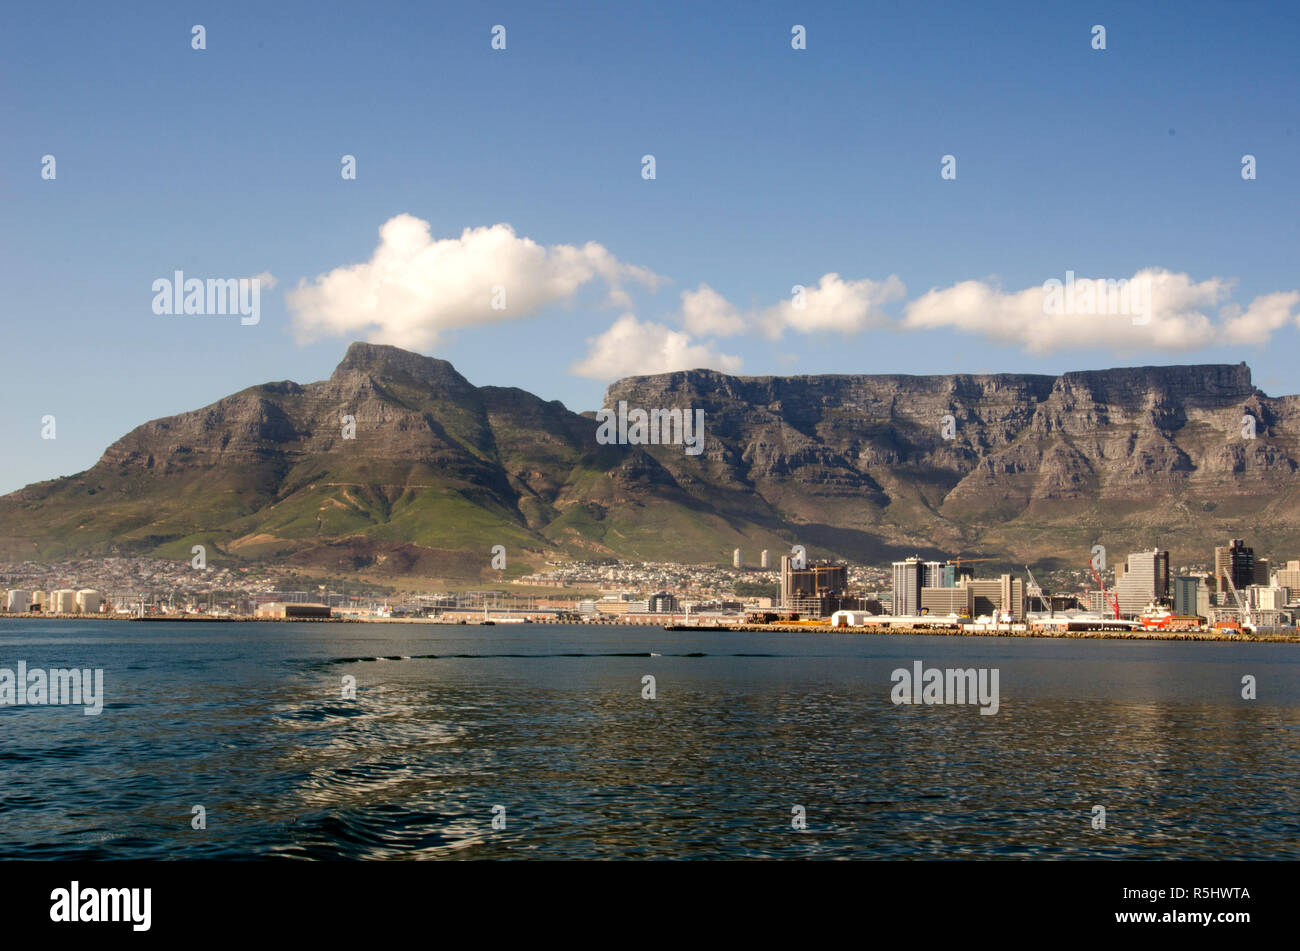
331 341 472 392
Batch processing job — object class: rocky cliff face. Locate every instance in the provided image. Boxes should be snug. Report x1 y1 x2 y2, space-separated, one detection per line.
604 360 1300 564
2 344 1298 577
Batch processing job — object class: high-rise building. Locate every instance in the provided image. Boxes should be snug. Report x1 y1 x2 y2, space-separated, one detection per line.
962 575 1025 620
733 548 742 569
922 561 945 587
1173 574 1211 617
891 557 953 615
891 557 924 616
1248 585 1288 611
1114 549 1170 616
1276 560 1300 591
1268 561 1300 589
1253 557 1271 586
1214 539 1254 600
781 558 852 617
760 549 769 569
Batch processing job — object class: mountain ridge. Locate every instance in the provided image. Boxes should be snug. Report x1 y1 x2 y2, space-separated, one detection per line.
2 343 1297 579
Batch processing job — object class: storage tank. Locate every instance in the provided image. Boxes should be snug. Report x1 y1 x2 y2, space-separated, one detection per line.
50 589 79 614
5 589 32 613
76 589 103 614
32 591 46 611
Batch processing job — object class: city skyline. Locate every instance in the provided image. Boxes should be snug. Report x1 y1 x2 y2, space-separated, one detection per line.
7 531 1298 627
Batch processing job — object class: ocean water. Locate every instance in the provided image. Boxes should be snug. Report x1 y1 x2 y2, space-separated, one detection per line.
1 620 1297 860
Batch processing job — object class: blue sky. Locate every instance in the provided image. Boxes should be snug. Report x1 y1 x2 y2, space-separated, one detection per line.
2 0 1297 493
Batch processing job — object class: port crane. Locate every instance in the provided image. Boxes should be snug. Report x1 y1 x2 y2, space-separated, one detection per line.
1218 567 1256 633
1024 565 1051 617
1089 559 1121 620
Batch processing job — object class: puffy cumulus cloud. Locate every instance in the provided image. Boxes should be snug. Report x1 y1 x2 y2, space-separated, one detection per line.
569 313 743 380
1221 291 1300 346
761 273 906 338
681 284 746 337
287 214 665 349
898 268 1296 354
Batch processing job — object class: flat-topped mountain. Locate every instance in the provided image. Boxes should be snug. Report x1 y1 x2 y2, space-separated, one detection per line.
2 343 1297 578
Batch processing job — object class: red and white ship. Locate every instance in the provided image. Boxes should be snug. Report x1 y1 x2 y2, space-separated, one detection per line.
1138 606 1202 632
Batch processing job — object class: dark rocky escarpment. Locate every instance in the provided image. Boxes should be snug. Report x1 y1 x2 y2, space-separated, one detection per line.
2 345 1296 575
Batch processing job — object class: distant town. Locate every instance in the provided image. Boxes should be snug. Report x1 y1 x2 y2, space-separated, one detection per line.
1 537 1296 638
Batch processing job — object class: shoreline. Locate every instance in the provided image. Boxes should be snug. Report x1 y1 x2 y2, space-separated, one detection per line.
664 622 1300 643
2 613 1297 641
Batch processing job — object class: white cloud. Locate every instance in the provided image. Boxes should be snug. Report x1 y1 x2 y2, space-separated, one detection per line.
287 219 1300 366
761 272 906 338
569 313 743 380
900 268 1266 354
681 284 746 337
1221 291 1300 346
286 214 665 350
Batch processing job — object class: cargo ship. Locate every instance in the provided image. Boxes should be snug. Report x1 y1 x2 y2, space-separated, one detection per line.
1138 607 1203 632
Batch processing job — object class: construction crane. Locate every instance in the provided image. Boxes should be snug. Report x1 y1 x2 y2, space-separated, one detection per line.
1089 559 1121 620
1219 566 1255 633
950 556 998 583
1024 565 1051 617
